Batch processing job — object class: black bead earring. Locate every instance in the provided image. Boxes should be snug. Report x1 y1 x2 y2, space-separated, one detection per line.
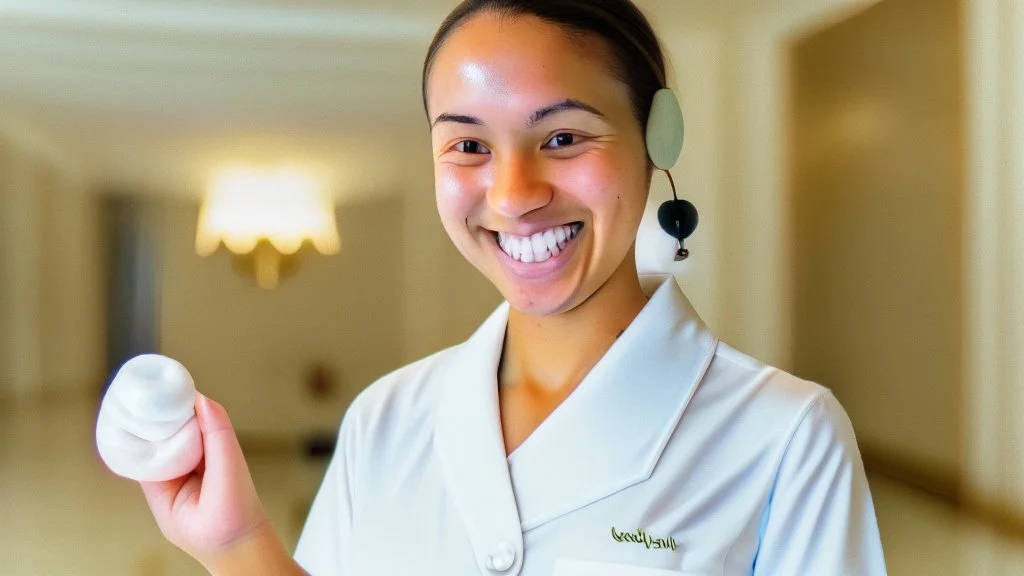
656 170 698 261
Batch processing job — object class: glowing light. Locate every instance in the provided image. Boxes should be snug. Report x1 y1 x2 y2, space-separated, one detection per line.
195 166 340 288
196 166 340 256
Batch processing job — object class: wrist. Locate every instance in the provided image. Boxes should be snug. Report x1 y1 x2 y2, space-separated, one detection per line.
202 522 305 576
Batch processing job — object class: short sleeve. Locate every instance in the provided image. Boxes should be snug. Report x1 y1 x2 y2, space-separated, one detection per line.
293 411 357 575
752 391 887 575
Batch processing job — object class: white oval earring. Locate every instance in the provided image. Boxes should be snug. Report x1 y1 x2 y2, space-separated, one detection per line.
646 88 698 261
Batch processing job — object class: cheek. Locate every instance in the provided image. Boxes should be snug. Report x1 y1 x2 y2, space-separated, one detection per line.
435 165 482 226
559 153 647 226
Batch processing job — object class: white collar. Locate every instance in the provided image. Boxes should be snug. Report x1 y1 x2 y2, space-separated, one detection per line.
434 275 718 569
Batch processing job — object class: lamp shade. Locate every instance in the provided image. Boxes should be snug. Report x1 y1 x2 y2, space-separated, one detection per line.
195 167 340 257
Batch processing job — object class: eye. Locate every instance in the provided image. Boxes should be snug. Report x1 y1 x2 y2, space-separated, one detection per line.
453 140 490 154
544 132 577 148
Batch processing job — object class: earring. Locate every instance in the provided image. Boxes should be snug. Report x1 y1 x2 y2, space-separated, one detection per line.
657 172 699 261
646 88 699 261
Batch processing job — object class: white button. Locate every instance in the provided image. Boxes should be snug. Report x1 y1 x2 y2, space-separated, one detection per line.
487 541 516 572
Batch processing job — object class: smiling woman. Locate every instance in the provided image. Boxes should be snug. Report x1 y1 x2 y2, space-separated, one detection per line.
426 12 651 320
124 1 887 575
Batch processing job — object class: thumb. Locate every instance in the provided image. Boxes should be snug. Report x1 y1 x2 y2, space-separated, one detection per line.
194 394 252 503
195 393 236 439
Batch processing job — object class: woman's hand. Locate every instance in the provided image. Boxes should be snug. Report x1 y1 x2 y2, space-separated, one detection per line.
138 394 300 574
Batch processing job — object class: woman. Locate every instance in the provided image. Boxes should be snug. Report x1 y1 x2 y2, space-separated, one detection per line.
140 1 886 574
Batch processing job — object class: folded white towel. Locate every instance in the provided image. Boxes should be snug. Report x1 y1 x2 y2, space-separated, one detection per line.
96 354 203 482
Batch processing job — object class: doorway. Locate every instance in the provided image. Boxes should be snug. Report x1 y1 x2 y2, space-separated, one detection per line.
789 0 964 496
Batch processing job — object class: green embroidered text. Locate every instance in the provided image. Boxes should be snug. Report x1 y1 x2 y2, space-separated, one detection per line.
611 527 678 551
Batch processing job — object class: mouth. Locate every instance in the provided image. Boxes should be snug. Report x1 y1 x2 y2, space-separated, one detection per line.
494 222 583 264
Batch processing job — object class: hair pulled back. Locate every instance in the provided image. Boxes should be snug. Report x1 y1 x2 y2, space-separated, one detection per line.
421 0 669 126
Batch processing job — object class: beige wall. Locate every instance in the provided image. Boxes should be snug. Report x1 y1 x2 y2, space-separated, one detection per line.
0 120 103 400
692 0 1024 519
962 0 1024 519
0 140 43 395
159 195 406 437
660 0 883 370
39 170 106 395
790 0 964 485
157 174 503 438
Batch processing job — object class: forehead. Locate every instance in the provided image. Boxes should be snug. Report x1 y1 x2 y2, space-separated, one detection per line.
426 12 627 116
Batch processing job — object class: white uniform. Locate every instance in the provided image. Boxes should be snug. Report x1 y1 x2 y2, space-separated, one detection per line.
295 275 887 575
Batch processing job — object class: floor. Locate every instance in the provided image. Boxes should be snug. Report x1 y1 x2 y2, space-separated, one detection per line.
2 399 1024 575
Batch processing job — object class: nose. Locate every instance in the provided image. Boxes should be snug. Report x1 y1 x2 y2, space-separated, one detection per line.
486 152 552 218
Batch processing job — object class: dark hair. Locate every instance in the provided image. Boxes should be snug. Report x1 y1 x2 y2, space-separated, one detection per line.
421 0 669 126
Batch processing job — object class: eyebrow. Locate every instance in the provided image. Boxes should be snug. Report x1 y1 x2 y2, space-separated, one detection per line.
430 98 605 130
528 99 606 127
431 113 482 128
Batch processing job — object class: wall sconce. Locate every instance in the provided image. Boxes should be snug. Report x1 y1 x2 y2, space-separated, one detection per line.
195 167 340 289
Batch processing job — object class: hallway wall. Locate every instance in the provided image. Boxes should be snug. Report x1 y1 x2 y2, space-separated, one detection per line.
0 115 104 400
962 0 1024 522
789 0 964 489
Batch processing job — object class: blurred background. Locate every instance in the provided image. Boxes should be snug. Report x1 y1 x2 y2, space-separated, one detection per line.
1 0 1022 574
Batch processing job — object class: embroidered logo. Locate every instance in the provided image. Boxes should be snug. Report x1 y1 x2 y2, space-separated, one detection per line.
611 527 678 551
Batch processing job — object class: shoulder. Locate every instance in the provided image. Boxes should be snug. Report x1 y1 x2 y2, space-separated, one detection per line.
717 347 884 574
339 344 460 438
692 340 857 461
704 341 832 419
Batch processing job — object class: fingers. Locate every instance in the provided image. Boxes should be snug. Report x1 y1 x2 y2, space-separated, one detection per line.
139 472 191 520
139 470 203 546
137 394 269 558
193 394 254 506
138 394 245 514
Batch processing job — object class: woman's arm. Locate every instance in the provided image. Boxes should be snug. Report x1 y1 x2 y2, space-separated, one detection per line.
202 523 308 576
752 392 887 575
139 395 308 575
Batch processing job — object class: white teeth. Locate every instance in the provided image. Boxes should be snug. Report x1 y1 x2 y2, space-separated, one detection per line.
496 223 581 263
531 234 552 263
531 235 546 258
543 230 559 256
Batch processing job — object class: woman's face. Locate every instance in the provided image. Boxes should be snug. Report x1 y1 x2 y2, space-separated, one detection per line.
426 13 651 316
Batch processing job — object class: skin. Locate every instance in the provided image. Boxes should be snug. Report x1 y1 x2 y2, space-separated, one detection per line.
427 12 654 454
138 10 658 572
139 395 306 575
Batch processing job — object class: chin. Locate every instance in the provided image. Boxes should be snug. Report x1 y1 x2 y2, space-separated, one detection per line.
494 274 587 317
506 296 576 317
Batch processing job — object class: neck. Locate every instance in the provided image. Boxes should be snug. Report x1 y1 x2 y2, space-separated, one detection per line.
499 249 649 395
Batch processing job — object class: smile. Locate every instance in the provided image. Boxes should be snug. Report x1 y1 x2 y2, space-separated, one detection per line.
496 223 582 263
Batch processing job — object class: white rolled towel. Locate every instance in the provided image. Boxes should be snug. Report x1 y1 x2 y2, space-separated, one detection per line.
96 354 204 482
